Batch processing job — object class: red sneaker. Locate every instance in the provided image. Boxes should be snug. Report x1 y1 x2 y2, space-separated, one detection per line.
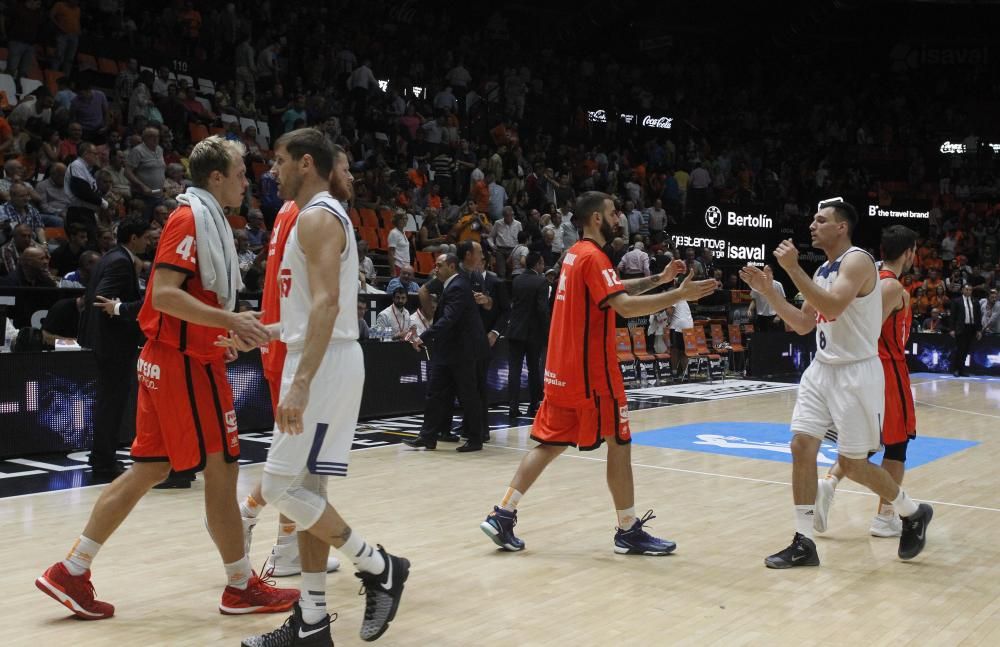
35 562 115 620
219 569 299 615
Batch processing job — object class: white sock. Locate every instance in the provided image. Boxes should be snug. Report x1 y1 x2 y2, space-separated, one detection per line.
795 505 816 540
891 489 919 517
299 571 327 625
63 535 102 576
825 474 840 490
340 531 386 575
499 487 522 512
276 521 297 544
240 494 263 519
616 506 637 529
224 556 252 590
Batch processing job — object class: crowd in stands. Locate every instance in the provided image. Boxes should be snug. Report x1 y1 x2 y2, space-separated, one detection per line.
0 1 997 340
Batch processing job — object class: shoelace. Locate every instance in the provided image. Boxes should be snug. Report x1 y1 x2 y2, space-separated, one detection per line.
358 578 377 620
257 614 296 647
252 563 279 591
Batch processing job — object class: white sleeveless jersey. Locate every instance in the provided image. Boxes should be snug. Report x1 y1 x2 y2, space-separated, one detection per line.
812 246 881 364
279 191 359 349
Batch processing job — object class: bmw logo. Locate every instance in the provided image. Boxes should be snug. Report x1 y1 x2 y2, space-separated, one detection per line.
705 206 722 229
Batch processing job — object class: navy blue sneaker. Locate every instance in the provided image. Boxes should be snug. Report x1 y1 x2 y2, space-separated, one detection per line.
613 510 676 555
480 506 525 551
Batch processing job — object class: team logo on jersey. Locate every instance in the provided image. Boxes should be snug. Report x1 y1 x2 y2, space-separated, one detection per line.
225 410 239 448
704 206 723 229
279 268 292 297
136 358 161 390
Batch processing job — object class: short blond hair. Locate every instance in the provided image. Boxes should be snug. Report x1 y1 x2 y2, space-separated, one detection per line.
188 136 246 188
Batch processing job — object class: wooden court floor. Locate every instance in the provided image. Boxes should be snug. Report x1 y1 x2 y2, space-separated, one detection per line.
3 376 999 646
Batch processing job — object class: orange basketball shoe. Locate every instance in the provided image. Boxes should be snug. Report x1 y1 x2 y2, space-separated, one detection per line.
220 569 300 615
35 562 115 620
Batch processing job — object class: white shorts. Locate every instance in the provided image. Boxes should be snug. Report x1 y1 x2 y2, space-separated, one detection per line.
791 357 884 459
265 342 365 477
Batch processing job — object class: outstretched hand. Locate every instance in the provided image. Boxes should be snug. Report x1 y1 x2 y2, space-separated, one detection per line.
677 272 719 302
739 264 774 293
656 259 688 285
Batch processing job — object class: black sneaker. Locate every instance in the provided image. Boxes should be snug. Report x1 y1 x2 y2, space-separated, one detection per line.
898 503 933 560
764 533 820 569
355 546 409 642
241 603 334 646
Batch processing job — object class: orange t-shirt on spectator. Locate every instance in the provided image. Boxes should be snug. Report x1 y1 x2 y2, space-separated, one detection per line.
924 276 943 292
923 257 943 273
453 213 484 242
50 1 81 34
427 195 442 210
406 168 426 189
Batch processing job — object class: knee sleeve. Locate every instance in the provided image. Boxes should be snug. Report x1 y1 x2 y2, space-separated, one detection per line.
261 471 327 529
883 439 909 463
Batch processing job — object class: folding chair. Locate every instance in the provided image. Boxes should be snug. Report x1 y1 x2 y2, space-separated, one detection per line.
681 328 710 381
631 327 670 385
188 122 210 143
710 324 733 377
727 324 748 375
414 251 435 276
615 328 639 386
694 325 724 382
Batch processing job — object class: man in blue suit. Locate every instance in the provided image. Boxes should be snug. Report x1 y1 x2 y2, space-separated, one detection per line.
405 253 489 452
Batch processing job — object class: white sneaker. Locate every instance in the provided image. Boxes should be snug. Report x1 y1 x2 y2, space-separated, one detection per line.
266 539 341 577
814 477 836 533
869 513 902 538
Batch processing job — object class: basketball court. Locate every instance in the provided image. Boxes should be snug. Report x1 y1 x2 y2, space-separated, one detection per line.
4 374 999 645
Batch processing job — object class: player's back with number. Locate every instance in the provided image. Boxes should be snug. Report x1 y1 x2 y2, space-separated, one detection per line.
137 205 227 362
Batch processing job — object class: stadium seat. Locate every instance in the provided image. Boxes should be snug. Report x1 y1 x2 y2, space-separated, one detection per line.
188 123 210 143
631 327 671 384
194 96 212 114
359 208 379 228
694 326 724 382
198 78 215 96
76 53 98 71
44 69 64 94
727 324 747 374
414 251 435 276
378 208 395 229
226 214 247 230
348 207 361 229
0 74 18 106
358 226 381 253
681 328 711 382
19 78 42 97
255 121 271 149
615 327 639 385
176 73 195 89
44 226 67 242
97 58 119 75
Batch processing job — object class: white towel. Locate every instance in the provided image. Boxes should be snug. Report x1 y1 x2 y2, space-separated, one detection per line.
176 187 243 311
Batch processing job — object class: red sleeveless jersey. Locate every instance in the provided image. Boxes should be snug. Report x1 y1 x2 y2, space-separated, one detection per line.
878 269 911 361
260 200 300 376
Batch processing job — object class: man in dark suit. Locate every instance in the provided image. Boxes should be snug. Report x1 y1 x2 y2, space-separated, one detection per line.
462 241 507 441
949 284 982 376
77 216 152 476
405 253 490 452
506 252 550 418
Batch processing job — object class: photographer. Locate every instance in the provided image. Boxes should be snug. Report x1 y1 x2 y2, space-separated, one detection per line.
451 201 492 245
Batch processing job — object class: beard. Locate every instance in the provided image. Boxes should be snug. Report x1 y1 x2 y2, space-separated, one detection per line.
599 218 615 242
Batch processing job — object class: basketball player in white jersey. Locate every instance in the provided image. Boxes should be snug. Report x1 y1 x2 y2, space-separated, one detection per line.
740 200 932 569
229 129 409 646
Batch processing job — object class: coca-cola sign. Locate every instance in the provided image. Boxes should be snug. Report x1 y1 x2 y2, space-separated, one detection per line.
642 115 673 129
588 109 607 123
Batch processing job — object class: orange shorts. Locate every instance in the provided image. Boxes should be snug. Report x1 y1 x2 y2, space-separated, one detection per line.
882 358 916 445
530 393 631 451
132 340 240 471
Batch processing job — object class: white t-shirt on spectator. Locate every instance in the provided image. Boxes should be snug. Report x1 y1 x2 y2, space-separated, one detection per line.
388 228 410 268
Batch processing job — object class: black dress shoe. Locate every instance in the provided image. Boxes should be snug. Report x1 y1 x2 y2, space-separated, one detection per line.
404 436 437 450
456 442 483 453
437 432 461 443
953 372 961 377
90 464 125 479
507 407 520 418
153 474 193 489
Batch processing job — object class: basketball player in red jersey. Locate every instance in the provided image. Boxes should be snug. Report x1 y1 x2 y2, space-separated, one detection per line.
235 197 341 577
814 225 920 537
35 137 298 620
480 191 718 555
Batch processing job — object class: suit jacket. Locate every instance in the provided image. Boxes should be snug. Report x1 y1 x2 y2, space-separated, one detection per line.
505 269 550 343
949 296 982 335
78 245 145 358
420 273 488 365
465 267 508 335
